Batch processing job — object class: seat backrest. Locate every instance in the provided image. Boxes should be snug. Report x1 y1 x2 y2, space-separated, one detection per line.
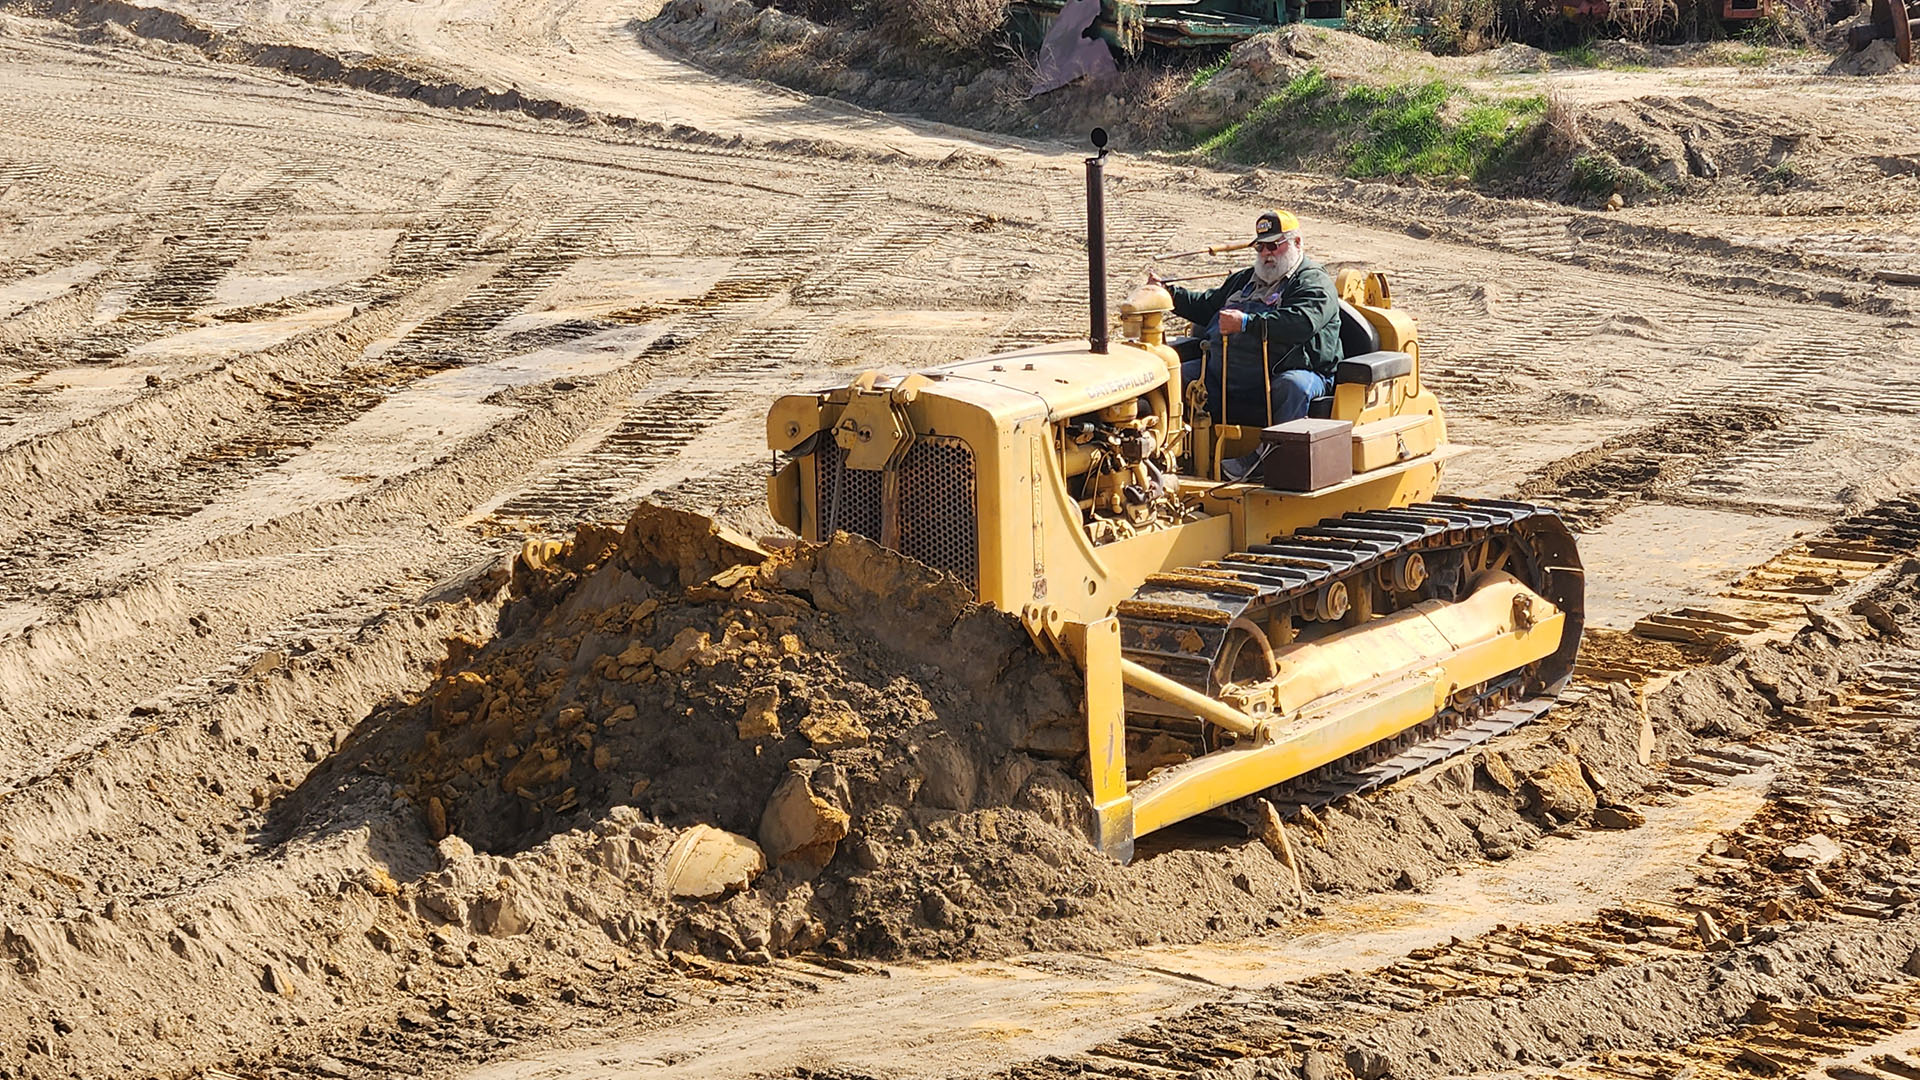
1337 299 1380 360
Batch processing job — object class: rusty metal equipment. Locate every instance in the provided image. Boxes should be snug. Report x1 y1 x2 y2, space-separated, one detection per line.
1846 0 1914 62
1721 0 1773 20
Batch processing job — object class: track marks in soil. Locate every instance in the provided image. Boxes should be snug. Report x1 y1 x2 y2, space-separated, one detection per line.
1519 407 1786 528
486 386 733 525
477 186 886 530
1571 495 1920 685
379 203 631 371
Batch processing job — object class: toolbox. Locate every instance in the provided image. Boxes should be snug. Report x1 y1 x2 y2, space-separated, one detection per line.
1260 417 1354 492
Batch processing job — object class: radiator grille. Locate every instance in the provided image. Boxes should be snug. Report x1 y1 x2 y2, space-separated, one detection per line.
899 437 980 592
814 438 884 544
812 435 979 591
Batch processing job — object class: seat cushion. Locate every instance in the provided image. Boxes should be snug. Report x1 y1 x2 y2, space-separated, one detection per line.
1335 350 1414 386
1167 335 1204 363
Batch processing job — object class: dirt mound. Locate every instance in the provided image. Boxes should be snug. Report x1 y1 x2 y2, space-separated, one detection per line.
304 504 1106 959
401 513 1083 847
292 503 1729 964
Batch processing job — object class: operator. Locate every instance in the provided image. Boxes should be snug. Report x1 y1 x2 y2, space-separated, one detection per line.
1149 209 1342 443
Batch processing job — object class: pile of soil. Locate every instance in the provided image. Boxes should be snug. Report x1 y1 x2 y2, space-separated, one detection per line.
314 503 1739 965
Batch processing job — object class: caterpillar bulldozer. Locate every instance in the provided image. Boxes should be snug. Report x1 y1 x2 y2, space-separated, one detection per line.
764 135 1584 861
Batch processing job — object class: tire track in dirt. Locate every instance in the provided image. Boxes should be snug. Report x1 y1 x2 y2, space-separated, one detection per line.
199 160 537 326
479 186 882 530
0 325 669 786
0 168 670 616
1518 408 1788 529
0 298 418 555
1673 334 1920 506
980 640 1920 1080
791 218 944 304
486 386 733 525
1255 174 1916 320
376 202 630 372
0 162 51 192
61 168 307 360
989 187 1171 352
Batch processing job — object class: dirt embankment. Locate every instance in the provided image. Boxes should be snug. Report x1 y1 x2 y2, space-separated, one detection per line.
641 0 1169 144
1 500 1897 1078
646 2 1916 210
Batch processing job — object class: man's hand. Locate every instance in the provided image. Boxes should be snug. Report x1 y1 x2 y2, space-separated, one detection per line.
1218 308 1246 334
1145 269 1165 286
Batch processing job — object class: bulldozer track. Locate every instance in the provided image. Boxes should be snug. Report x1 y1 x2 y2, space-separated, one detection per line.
63 177 294 360
379 206 631 372
997 968 1920 1080
989 648 1920 1080
996 664 1920 1080
206 165 538 322
1559 985 1920 1080
1118 496 1582 696
1265 691 1561 814
792 219 942 303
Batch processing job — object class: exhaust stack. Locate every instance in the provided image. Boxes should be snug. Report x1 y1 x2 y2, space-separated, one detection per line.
1086 128 1110 355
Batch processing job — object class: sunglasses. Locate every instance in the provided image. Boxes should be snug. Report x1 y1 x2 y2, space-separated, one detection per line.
1254 240 1288 252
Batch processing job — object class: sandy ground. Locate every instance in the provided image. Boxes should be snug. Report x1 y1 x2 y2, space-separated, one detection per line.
3 1 1920 1077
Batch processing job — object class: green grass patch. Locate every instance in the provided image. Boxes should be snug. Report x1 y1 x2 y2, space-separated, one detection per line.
1194 69 1546 182
1556 43 1599 67
1551 42 1649 70
1568 153 1622 199
1185 56 1229 91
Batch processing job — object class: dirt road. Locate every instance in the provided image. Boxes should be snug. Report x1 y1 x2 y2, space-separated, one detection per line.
4 2 1920 1077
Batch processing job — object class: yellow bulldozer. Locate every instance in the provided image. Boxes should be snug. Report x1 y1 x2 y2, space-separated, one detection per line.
765 134 1584 861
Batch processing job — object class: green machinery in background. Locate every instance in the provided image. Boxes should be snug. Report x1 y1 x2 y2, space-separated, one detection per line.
1012 0 1348 51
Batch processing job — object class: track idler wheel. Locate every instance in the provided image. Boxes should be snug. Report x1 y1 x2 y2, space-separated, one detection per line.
1313 581 1350 622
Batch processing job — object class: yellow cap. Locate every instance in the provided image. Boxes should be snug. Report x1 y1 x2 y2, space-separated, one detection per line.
1253 209 1299 242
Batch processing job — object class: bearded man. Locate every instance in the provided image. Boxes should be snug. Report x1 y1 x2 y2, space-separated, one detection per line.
1153 209 1341 435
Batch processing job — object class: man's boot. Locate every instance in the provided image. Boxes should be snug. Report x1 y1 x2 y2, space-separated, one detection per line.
1221 448 1266 482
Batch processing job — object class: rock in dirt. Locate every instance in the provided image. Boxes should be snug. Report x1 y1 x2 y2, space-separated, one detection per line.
797 698 870 751
758 761 851 872
1480 751 1519 793
261 962 295 996
1830 39 1905 76
1527 754 1598 820
1781 833 1843 866
738 685 781 739
1594 805 1646 829
663 825 765 900
1695 909 1725 947
470 886 542 937
1803 869 1833 899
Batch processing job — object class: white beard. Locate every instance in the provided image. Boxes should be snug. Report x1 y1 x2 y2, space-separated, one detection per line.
1252 247 1302 285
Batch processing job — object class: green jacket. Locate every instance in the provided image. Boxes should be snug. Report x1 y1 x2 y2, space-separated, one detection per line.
1169 258 1343 383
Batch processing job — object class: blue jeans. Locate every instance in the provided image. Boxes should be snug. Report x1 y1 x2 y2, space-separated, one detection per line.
1180 361 1329 426
1270 369 1330 424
